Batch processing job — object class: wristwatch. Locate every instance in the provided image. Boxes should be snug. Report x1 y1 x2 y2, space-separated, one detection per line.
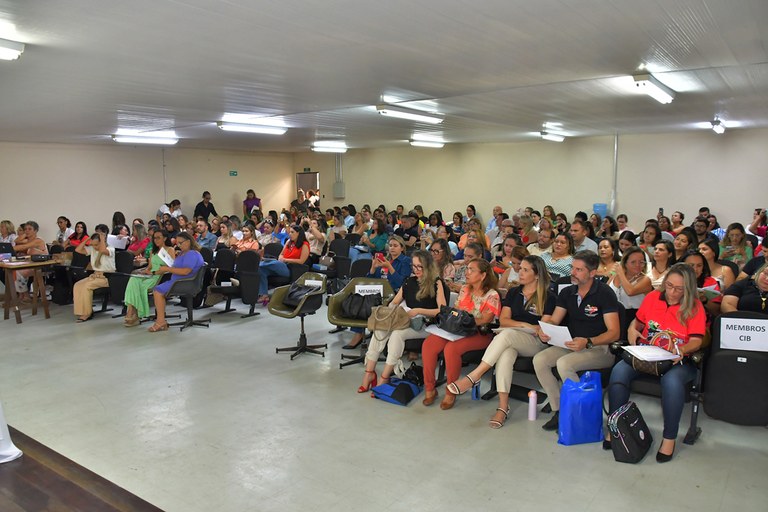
586 338 594 349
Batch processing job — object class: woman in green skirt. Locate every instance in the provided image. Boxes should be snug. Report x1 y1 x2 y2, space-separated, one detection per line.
124 230 176 326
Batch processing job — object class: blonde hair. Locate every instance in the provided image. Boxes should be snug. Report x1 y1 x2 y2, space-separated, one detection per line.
661 263 700 324
525 255 551 316
0 220 15 236
411 250 438 301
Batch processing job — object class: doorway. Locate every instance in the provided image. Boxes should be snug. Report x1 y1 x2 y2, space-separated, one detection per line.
296 171 320 208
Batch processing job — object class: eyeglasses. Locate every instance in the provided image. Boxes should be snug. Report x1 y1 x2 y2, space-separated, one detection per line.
664 282 684 293
430 249 442 254
412 264 424 271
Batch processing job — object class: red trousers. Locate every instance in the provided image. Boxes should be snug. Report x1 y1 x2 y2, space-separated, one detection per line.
422 333 492 393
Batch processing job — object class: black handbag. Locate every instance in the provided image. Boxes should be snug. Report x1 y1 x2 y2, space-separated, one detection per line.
604 383 653 463
282 282 318 307
341 293 382 320
620 350 674 377
402 362 424 388
436 306 477 337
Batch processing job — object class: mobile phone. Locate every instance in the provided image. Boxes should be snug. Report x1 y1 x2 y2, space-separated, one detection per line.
658 207 664 215
375 253 386 262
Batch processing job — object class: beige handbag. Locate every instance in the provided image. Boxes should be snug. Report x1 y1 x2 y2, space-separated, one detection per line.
367 305 411 340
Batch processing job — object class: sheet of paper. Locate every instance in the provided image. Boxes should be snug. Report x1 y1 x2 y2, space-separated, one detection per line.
157 247 175 267
107 234 129 249
538 321 573 348
425 324 466 342
698 286 721 301
622 345 678 361
130 272 156 278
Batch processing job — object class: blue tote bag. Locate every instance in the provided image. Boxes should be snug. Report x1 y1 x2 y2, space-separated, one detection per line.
558 371 603 445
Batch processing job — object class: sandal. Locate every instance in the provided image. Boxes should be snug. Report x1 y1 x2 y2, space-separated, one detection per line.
489 407 510 429
147 322 169 332
358 370 377 393
447 374 478 395
124 316 140 327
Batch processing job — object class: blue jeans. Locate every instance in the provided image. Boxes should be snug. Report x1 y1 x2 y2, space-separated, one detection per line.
349 247 373 264
608 360 697 439
258 260 290 295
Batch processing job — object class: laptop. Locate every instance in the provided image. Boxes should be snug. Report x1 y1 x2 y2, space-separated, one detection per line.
0 242 15 257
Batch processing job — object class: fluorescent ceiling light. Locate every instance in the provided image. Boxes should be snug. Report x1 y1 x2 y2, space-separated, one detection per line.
540 131 565 142
711 120 725 134
410 139 444 148
633 74 675 104
217 121 287 135
0 37 24 60
112 135 178 145
376 104 443 124
312 141 347 153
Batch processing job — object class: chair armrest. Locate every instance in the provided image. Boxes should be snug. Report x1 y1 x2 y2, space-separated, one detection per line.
609 340 628 355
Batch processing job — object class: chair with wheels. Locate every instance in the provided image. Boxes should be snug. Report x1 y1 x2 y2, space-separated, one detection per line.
167 266 211 331
269 273 327 360
108 250 138 318
327 277 394 369
208 251 261 318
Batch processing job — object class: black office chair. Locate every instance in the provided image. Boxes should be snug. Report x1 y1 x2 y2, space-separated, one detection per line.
67 251 112 316
269 273 327 360
261 242 309 290
344 233 362 246
209 251 261 318
167 266 211 331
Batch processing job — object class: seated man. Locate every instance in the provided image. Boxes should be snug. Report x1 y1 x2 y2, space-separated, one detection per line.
569 219 598 254
533 250 620 431
195 219 218 251
527 228 554 256
394 212 420 249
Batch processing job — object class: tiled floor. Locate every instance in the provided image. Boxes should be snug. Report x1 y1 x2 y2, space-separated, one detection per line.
1 299 767 512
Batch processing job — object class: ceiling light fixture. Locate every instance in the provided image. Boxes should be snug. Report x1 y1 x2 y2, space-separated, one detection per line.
410 139 444 148
711 119 725 135
216 121 287 135
633 74 675 104
312 141 348 153
376 104 443 124
0 37 25 60
112 135 178 145
540 131 565 142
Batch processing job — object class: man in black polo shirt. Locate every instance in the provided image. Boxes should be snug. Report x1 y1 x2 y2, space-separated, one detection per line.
395 213 419 248
533 250 620 431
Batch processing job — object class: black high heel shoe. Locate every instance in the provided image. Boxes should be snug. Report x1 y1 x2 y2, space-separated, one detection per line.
656 440 676 463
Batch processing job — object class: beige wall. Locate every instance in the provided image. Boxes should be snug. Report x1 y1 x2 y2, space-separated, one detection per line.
0 142 294 241
3 128 766 241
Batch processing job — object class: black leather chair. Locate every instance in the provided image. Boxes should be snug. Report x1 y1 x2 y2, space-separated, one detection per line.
344 233 362 246
209 251 261 318
262 242 309 289
167 266 211 331
269 273 327 360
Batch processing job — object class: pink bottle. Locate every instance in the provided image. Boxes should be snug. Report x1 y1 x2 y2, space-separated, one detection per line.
528 390 537 421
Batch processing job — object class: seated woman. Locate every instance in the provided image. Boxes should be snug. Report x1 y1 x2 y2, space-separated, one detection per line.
230 224 260 255
720 222 753 270
64 221 89 249
447 255 554 427
493 235 520 275
350 218 387 263
163 217 181 246
607 246 653 324
597 216 620 240
648 240 676 289
350 212 367 237
722 262 768 314
640 224 662 260
449 211 464 237
607 263 705 462
0 220 16 245
673 229 697 262
423 225 458 256
422 259 501 410
681 250 722 320
256 218 280 248
148 232 204 332
540 232 575 279
554 213 570 234
73 232 116 322
430 238 456 282
257 225 310 304
358 250 446 392
342 235 413 350
658 215 673 236
617 230 636 256
123 230 175 326
12 221 48 301
497 246 529 296
699 239 735 290
670 211 687 235
126 223 150 256
305 218 327 266
216 221 233 250
52 216 74 246
589 213 602 236
596 239 620 281
454 229 491 262
328 213 348 241
518 215 538 245
447 242 483 293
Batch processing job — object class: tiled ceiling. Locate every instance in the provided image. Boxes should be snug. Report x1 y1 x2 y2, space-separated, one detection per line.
0 0 766 152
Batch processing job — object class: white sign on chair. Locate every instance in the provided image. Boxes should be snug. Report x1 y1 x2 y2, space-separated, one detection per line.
720 318 768 352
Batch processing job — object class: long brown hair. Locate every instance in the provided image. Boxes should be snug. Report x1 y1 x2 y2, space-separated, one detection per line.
411 250 438 301
468 259 498 293
523 255 551 316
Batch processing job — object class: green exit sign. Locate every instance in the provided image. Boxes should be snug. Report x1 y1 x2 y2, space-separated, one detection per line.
229 170 238 177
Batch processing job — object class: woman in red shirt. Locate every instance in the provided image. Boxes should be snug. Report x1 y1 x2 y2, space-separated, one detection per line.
257 224 309 303
64 221 90 249
607 263 706 463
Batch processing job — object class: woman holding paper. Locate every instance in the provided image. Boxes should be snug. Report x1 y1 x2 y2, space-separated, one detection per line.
357 250 446 392
681 250 722 320
607 263 706 463
447 255 555 428
123 230 176 326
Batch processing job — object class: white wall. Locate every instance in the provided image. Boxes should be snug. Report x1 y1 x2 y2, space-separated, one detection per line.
0 142 294 241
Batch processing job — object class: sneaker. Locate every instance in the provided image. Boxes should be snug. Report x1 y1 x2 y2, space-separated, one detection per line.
542 411 559 431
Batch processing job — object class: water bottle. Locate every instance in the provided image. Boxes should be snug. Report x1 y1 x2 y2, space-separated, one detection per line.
528 390 537 421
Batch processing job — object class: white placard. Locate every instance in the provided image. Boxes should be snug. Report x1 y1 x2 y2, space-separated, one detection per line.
538 321 573 349
304 279 323 288
355 284 383 296
720 318 768 352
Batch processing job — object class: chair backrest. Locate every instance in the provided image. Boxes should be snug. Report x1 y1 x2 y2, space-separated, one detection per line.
264 242 283 259
200 247 214 265
345 233 362 246
296 272 327 312
711 311 768 353
115 250 135 274
212 248 236 271
167 265 207 298
327 277 395 326
71 251 90 268
50 245 64 255
349 258 372 278
329 238 351 258
236 250 261 305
